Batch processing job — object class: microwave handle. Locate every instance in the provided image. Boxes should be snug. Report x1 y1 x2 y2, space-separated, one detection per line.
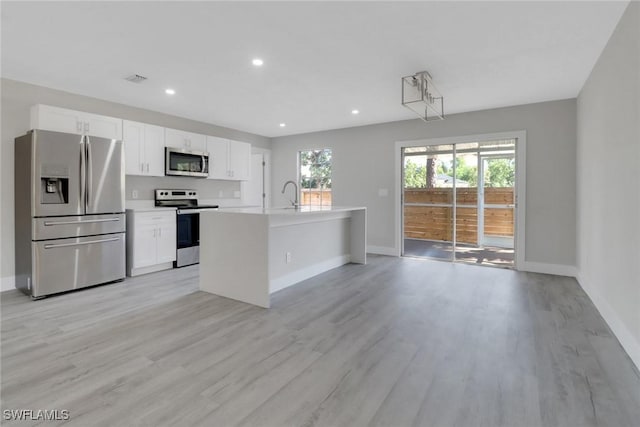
203 155 208 174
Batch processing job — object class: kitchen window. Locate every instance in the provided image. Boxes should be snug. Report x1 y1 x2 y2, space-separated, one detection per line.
299 149 332 207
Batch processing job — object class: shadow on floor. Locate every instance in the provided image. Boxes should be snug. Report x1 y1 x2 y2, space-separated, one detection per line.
403 238 514 268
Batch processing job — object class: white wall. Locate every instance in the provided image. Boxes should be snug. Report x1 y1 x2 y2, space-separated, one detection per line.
271 99 577 269
576 2 640 368
0 78 271 291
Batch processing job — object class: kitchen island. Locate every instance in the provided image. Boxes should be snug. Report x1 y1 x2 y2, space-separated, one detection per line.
199 206 366 307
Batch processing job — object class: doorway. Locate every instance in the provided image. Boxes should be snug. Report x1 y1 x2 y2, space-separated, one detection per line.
401 138 518 268
241 149 271 208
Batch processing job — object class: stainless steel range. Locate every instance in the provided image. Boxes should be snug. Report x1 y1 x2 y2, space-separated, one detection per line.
154 189 218 267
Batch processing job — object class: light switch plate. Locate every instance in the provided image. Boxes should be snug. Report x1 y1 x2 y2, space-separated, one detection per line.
132 190 138 199
378 188 389 197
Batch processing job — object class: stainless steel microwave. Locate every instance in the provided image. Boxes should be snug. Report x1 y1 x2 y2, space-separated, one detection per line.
165 147 209 178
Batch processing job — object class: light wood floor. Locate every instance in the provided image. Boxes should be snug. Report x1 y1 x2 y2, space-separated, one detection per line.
2 255 639 427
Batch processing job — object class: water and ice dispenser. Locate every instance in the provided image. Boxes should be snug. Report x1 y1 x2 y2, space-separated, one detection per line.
40 177 68 204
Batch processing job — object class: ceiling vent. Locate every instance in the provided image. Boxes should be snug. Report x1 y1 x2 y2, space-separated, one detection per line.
124 74 148 83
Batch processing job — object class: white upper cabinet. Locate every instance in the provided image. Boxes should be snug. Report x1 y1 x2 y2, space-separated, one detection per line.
206 137 251 181
228 140 251 181
165 128 206 151
206 136 229 180
30 104 122 140
123 120 165 176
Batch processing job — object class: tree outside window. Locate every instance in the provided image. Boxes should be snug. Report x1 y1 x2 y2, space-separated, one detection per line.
299 149 332 206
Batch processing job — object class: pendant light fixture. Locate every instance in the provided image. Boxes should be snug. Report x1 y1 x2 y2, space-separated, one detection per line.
401 71 444 122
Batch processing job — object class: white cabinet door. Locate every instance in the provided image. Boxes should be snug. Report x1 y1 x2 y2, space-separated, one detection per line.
156 220 177 264
206 136 229 180
133 222 158 269
123 120 144 175
30 104 84 135
30 104 122 140
144 124 166 177
228 140 251 181
83 111 123 140
165 128 206 151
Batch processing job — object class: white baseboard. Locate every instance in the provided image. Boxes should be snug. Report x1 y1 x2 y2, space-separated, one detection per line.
1 276 16 292
270 255 351 294
129 262 173 277
367 245 398 257
518 261 577 277
576 272 640 370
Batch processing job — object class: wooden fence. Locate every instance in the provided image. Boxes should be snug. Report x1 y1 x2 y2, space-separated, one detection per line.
404 188 514 244
301 189 332 206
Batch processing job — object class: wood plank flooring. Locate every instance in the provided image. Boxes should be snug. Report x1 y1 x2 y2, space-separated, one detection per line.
2 255 639 426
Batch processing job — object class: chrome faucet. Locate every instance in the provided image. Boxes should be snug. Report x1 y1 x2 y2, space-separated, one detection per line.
281 180 299 207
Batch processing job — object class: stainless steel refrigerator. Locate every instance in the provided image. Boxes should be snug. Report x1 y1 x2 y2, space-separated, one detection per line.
14 129 126 299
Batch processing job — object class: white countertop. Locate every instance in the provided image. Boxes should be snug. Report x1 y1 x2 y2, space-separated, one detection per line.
208 206 366 216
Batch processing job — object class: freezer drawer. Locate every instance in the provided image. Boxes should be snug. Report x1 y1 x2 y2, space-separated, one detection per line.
30 233 125 297
32 213 125 241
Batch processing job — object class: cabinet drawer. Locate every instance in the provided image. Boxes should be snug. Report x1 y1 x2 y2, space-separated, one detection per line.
134 211 176 226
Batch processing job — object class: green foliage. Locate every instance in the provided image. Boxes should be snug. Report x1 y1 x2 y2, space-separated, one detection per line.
454 158 478 187
485 158 515 187
300 149 332 189
403 156 514 189
404 159 426 188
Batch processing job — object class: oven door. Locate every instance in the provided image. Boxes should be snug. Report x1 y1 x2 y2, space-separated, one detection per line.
177 212 199 249
176 211 200 267
165 147 209 177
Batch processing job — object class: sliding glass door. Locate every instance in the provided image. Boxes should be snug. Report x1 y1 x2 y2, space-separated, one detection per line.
403 145 455 260
402 139 516 268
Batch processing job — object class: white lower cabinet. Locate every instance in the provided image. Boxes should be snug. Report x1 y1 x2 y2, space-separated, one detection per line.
126 210 176 276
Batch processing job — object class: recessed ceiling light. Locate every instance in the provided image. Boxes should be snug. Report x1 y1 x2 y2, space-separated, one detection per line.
165 88 176 95
351 109 360 115
252 58 264 66
279 123 286 127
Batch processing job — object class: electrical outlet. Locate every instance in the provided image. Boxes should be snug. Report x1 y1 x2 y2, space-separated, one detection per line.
286 252 292 263
132 190 138 199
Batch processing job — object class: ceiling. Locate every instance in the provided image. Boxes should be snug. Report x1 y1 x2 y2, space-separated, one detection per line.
1 1 629 138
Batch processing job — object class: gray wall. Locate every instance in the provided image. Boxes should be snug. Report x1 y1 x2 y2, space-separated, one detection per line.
0 78 271 288
576 2 640 365
271 99 577 267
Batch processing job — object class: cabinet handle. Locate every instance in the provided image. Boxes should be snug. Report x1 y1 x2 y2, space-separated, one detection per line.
158 227 162 238
153 228 157 238
146 163 149 173
140 163 144 173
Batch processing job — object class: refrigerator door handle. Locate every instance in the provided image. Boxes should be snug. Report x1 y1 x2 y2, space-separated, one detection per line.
80 136 87 214
86 136 92 210
44 218 120 226
44 237 120 249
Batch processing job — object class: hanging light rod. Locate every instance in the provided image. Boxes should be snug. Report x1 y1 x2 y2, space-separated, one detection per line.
401 71 445 122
